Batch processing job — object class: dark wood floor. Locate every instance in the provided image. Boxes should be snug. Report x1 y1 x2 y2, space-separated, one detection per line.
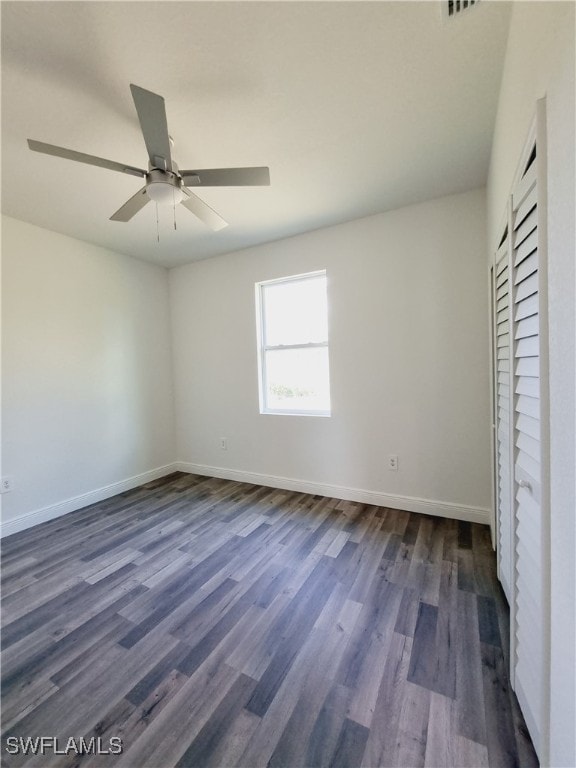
1 472 537 768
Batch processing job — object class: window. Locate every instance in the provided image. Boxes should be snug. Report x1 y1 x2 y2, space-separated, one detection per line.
256 271 331 416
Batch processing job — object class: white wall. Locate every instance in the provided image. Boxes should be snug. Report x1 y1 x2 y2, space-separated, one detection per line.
1 216 176 534
487 3 575 766
170 188 491 521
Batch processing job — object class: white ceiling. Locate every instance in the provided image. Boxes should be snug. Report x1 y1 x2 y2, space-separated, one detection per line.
1 1 511 268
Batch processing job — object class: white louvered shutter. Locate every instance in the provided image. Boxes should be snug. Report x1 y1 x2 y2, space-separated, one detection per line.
510 148 544 752
494 232 513 602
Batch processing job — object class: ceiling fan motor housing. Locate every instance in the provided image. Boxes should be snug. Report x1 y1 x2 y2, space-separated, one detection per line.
146 168 183 205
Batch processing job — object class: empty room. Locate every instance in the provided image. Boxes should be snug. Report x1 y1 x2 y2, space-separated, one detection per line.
1 1 574 767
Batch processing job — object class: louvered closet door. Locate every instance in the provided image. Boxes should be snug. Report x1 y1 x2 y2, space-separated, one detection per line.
511 149 543 749
494 233 512 602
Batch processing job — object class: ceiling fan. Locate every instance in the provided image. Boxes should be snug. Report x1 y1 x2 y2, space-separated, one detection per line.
27 84 270 231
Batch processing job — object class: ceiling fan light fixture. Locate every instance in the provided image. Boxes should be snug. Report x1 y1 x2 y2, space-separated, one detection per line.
27 84 269 230
146 180 183 205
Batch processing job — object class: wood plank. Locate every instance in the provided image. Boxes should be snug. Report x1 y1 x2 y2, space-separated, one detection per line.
306 684 352 768
456 590 487 746
477 595 502 648
174 673 258 767
245 558 337 717
361 633 413 767
424 692 459 767
391 681 430 768
116 663 242 767
330 718 370 768
199 709 261 768
239 623 347 767
0 472 537 768
481 642 521 767
268 599 358 768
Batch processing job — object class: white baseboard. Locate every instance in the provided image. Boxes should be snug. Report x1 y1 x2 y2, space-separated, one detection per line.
0 464 179 538
1 460 490 539
175 462 490 525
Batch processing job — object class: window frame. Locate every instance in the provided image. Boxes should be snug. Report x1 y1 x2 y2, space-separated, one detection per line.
256 270 331 417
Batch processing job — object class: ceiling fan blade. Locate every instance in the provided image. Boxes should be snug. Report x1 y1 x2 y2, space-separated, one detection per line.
180 167 270 187
27 140 146 177
181 188 228 231
110 187 150 222
130 84 173 172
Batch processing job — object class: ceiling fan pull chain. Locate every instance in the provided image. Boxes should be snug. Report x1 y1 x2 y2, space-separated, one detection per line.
156 203 160 243
173 189 177 231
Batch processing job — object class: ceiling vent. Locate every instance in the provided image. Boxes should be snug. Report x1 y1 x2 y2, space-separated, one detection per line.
444 0 479 20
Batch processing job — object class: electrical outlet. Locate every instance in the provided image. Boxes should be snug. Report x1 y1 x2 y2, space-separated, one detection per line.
220 437 228 451
1 477 14 493
388 455 398 471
